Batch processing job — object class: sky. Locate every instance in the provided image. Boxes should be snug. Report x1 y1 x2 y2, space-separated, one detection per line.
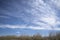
0 0 60 36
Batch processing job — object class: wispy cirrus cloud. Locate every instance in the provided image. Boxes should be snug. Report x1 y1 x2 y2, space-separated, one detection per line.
0 0 60 30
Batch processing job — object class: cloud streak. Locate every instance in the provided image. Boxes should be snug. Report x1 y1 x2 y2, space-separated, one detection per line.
0 24 60 30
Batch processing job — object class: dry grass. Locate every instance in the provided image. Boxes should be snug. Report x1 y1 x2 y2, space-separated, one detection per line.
0 32 60 40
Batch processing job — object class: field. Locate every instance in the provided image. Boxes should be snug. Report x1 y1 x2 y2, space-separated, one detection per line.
0 32 60 40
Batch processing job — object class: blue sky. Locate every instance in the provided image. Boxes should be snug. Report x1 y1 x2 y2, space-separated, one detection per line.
0 0 60 36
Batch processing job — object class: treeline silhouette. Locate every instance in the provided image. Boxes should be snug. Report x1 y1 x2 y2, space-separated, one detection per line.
0 32 60 40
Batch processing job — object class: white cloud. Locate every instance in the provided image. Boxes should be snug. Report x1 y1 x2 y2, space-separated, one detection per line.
29 0 58 28
51 0 60 9
29 26 60 30
0 24 60 30
0 25 26 28
0 0 60 30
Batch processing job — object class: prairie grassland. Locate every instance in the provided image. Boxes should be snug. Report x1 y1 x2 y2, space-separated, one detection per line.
0 33 60 40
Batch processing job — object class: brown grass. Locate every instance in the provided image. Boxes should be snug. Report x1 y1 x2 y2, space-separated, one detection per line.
0 32 60 40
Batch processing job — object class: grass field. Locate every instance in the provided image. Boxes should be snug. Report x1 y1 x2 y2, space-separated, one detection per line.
0 32 60 40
